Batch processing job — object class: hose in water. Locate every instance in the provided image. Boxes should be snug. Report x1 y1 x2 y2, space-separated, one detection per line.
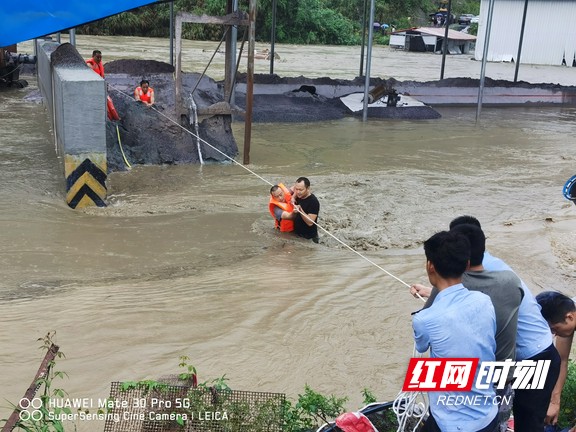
116 124 132 169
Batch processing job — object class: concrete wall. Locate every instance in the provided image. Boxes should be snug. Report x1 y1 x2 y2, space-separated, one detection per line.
36 40 108 209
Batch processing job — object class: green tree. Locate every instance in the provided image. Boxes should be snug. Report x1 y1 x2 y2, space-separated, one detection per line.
76 0 479 45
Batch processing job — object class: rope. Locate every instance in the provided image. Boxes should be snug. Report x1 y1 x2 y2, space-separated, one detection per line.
0 62 23 80
392 344 428 432
107 85 426 300
109 85 273 186
392 390 428 432
115 124 132 169
190 28 230 97
188 96 204 164
227 25 248 104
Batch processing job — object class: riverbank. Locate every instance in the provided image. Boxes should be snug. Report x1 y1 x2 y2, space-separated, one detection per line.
17 35 576 85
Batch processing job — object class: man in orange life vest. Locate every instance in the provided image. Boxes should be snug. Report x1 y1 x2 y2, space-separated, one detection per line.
86 50 104 78
134 79 155 107
85 50 119 120
268 184 295 232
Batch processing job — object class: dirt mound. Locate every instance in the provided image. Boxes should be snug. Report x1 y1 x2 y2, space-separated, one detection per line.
105 59 175 75
237 72 384 88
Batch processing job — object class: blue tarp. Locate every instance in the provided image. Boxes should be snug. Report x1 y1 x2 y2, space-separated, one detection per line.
0 0 163 47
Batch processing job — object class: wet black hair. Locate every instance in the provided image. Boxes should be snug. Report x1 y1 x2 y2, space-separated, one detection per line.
449 215 481 230
140 79 150 86
296 177 310 187
92 50 101 56
536 291 576 324
424 230 470 279
450 224 485 267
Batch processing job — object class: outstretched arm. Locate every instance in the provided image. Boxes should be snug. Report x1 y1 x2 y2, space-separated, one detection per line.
546 333 574 425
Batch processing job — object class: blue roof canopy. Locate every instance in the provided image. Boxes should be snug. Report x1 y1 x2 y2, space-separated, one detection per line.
0 0 162 47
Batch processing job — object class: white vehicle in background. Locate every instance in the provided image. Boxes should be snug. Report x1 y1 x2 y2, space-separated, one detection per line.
458 14 475 25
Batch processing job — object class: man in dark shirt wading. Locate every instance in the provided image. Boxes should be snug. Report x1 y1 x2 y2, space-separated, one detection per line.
293 177 320 243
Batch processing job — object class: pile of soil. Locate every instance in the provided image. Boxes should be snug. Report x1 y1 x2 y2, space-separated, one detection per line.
105 59 175 74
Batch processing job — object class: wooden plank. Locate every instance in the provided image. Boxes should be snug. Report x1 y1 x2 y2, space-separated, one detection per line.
1 344 60 432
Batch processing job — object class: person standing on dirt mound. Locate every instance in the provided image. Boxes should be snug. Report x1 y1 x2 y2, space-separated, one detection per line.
85 49 119 120
134 79 155 107
86 50 104 78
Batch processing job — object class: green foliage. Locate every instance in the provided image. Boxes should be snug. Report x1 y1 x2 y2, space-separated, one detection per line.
178 355 197 382
2 332 72 432
75 0 480 45
119 380 170 393
282 385 348 431
455 0 480 16
198 374 231 392
362 388 377 405
2 344 408 432
558 360 576 428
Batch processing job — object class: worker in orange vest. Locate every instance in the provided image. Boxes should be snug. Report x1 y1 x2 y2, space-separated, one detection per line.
134 79 155 107
86 50 104 78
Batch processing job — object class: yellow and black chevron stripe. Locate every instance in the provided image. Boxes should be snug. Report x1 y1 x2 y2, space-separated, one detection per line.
65 155 107 209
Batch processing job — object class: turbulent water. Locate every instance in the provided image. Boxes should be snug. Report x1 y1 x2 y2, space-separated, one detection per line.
1 36 575 431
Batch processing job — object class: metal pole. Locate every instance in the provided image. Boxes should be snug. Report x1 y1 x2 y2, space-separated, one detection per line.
440 0 452 79
362 0 375 121
69 29 76 46
514 0 529 82
476 0 496 122
270 0 277 74
230 0 239 106
169 1 174 66
243 0 256 164
359 0 368 77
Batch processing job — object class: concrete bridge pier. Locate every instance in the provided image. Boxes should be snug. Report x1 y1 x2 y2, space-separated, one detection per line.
37 41 108 209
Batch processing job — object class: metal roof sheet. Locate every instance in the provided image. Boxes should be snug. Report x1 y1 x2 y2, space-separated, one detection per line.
414 27 477 41
476 0 576 66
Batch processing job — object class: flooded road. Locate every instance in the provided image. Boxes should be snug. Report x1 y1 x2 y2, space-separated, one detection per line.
1 35 575 431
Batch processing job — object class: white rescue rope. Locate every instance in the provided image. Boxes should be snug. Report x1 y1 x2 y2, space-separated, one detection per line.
108 84 425 302
393 345 428 432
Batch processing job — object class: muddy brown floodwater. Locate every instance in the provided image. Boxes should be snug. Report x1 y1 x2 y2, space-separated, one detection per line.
0 35 574 432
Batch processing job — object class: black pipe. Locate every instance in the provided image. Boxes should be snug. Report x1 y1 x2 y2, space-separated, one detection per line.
514 0 529 82
440 0 453 79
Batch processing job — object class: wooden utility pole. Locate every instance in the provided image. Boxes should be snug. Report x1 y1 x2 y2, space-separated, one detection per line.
243 0 256 164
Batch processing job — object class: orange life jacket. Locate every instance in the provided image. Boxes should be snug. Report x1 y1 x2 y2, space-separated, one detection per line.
86 59 105 78
134 86 154 103
268 183 294 232
106 96 120 121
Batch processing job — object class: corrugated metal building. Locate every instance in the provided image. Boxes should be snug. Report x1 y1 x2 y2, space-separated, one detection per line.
475 0 576 66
